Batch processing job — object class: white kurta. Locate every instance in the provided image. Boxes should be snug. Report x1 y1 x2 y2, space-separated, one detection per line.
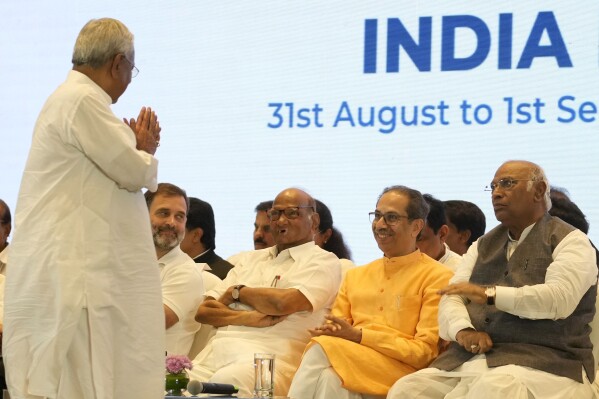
159 246 205 356
189 242 342 397
3 71 165 399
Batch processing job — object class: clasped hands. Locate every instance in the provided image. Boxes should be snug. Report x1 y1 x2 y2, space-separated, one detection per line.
124 106 161 155
308 314 362 343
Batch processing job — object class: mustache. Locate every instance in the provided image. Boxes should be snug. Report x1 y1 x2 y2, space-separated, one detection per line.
156 226 176 234
254 237 267 245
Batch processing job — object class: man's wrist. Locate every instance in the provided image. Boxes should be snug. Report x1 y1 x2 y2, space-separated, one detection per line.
354 327 362 343
455 327 475 342
485 286 496 305
232 284 246 302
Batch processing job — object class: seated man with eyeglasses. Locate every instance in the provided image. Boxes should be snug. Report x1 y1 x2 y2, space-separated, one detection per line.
387 160 598 399
189 188 342 397
288 185 453 399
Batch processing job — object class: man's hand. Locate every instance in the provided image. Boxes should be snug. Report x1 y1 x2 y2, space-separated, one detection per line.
218 286 237 306
124 106 161 155
439 282 487 304
244 311 287 328
308 315 362 343
455 328 493 354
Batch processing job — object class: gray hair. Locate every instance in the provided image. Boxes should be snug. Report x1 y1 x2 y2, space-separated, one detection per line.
527 164 552 211
379 185 429 221
72 18 134 68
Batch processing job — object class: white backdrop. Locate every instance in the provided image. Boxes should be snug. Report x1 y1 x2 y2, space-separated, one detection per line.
1 1 598 265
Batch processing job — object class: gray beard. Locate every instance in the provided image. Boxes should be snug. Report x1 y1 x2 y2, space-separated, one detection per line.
153 231 183 251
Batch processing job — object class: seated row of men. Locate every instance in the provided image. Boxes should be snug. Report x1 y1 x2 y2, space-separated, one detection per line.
0 159 596 399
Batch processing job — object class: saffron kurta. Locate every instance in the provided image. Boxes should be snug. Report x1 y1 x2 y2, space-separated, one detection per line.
311 250 453 395
4 71 165 399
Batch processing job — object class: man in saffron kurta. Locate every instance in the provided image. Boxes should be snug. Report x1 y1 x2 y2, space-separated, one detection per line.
289 185 453 399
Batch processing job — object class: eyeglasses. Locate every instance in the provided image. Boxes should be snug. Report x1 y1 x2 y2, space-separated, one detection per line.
267 206 314 221
485 178 532 192
369 211 410 226
121 55 139 78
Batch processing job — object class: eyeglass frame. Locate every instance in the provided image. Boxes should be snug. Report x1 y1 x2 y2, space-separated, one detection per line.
121 54 139 78
267 206 314 221
484 178 533 192
368 211 411 226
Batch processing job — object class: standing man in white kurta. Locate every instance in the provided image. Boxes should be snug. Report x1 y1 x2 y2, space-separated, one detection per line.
3 18 165 399
189 188 342 397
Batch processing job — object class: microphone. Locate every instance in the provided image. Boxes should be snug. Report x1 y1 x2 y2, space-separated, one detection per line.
186 380 239 395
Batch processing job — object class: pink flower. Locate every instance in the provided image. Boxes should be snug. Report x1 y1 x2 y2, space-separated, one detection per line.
165 355 193 374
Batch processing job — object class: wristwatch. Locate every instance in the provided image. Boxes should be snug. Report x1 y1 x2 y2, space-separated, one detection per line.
485 286 496 305
232 285 245 302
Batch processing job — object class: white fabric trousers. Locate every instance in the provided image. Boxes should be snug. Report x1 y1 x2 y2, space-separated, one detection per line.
386 356 598 399
288 344 384 399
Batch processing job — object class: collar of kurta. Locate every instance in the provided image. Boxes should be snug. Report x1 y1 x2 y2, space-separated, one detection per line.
507 222 536 244
382 249 423 272
158 245 186 267
268 241 316 262
68 70 112 105
193 249 213 271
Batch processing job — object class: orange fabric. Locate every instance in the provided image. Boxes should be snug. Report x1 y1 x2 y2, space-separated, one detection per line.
311 251 453 395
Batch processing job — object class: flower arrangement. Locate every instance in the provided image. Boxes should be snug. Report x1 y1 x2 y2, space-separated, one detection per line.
165 354 193 375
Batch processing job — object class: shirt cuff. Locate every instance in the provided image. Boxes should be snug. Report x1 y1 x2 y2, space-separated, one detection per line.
448 320 475 341
495 285 515 312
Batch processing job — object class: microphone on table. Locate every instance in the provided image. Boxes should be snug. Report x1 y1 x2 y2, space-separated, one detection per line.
186 380 239 395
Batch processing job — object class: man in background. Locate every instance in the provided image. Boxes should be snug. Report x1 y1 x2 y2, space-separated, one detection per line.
180 197 233 279
228 200 275 266
253 200 275 249
4 18 165 399
417 194 462 271
443 200 486 255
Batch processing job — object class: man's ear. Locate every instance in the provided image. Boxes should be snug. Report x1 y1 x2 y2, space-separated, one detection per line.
110 53 123 79
412 219 425 238
188 227 203 244
321 228 333 244
534 180 548 203
459 229 472 245
311 212 321 233
438 224 449 243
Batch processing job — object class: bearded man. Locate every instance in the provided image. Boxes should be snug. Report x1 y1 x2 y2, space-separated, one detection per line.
145 183 205 355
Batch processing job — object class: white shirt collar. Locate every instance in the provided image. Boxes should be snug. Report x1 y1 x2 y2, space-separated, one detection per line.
268 241 316 261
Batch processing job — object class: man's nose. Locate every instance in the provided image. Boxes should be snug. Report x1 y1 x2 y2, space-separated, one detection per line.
374 217 388 229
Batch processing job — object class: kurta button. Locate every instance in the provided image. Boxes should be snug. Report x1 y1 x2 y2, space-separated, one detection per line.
504 271 509 276
484 318 490 323
380 289 384 293
379 306 383 311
